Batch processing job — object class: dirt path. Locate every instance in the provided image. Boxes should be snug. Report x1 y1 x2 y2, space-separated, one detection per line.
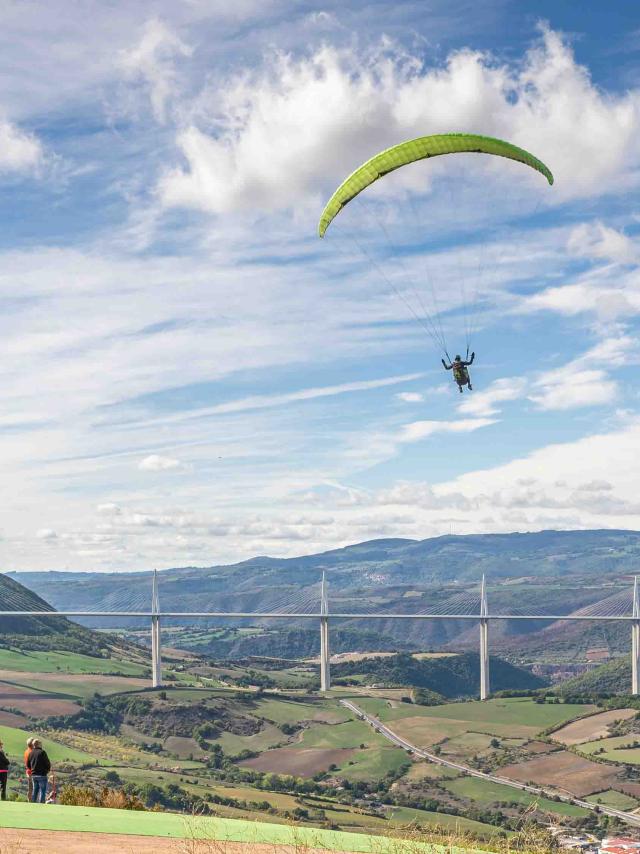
0 828 350 854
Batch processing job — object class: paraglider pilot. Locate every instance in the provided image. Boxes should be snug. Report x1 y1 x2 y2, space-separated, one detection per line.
442 352 474 393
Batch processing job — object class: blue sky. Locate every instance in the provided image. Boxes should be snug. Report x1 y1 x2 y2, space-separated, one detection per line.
1 0 640 571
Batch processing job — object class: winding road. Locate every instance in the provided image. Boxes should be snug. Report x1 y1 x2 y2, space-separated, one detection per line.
340 699 640 828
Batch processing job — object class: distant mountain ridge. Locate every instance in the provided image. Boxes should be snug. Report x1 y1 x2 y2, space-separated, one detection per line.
8 529 640 655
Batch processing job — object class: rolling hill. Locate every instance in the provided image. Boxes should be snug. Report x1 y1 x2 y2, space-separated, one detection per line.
331 651 546 695
8 529 640 659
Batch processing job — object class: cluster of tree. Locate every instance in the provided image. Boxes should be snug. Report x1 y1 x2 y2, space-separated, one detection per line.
43 694 152 734
413 687 446 706
553 657 633 698
200 627 415 660
332 652 544 697
233 669 277 689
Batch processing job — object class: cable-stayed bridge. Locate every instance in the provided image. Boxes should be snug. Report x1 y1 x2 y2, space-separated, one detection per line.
3 573 640 698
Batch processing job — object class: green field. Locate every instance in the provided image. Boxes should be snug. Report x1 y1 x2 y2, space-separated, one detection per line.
336 746 409 781
586 789 639 810
443 777 588 817
0 801 446 852
255 697 350 725
355 697 595 736
402 762 460 781
0 673 144 701
0 724 95 764
214 722 285 755
0 648 147 676
300 718 387 749
579 736 640 764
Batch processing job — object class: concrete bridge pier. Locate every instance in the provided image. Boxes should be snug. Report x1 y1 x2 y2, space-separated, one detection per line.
320 572 331 692
479 575 490 701
151 569 162 688
633 577 640 696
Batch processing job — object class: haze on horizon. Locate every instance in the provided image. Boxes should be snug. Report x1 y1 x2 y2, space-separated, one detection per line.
1 1 640 573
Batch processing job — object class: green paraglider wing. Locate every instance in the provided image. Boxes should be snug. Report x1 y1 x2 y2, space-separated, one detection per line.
318 133 554 237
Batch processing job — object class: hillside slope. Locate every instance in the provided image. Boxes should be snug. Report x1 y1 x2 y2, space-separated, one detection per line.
0 573 134 658
554 657 632 697
332 652 546 696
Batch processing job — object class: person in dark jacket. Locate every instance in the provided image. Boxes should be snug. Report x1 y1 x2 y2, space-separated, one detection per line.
0 740 9 800
28 740 51 803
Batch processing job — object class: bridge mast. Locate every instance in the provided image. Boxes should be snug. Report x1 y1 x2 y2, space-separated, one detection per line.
479 574 490 700
151 569 162 688
633 576 640 696
320 571 331 692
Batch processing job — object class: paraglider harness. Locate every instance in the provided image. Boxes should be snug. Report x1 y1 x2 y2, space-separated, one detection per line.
452 362 469 384
442 348 474 389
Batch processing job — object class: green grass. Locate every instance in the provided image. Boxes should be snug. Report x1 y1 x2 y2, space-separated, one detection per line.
401 762 460 781
397 699 594 729
579 736 640 765
336 746 409 781
443 777 588 817
586 789 638 810
0 649 147 676
300 719 387 749
0 725 95 765
0 801 457 852
255 697 350 725
214 722 284 755
355 698 595 738
0 673 144 701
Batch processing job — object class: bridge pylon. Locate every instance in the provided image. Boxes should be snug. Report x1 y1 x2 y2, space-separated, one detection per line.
479 574 490 701
151 569 162 688
633 576 640 696
320 572 330 692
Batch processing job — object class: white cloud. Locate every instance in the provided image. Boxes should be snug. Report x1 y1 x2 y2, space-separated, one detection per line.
129 373 424 429
138 454 182 471
399 417 495 442
520 279 640 322
36 528 57 540
158 26 640 215
97 503 122 515
458 377 527 417
568 222 639 265
120 18 192 123
0 120 43 173
396 391 424 403
437 418 640 527
529 368 618 411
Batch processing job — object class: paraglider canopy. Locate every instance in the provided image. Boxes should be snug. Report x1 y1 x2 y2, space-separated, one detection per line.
318 133 553 238
317 131 554 366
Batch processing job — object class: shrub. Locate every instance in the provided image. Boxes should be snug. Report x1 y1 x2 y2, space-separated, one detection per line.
59 784 145 811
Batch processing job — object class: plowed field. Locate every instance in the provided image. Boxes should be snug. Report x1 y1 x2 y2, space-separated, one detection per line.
500 750 619 797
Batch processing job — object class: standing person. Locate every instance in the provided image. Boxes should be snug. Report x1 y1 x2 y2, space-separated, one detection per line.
23 738 34 801
0 740 9 800
28 739 50 804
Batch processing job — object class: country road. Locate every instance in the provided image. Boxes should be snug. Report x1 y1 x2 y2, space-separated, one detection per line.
340 699 640 828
